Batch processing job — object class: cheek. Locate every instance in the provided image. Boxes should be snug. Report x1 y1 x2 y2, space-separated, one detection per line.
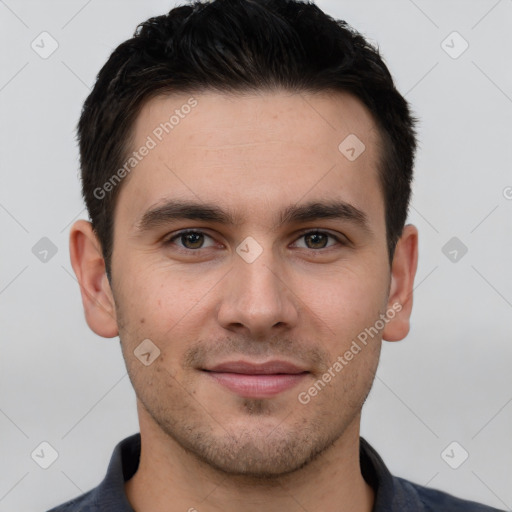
293 262 389 339
116 263 217 344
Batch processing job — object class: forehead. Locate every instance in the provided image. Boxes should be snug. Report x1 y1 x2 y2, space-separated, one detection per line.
136 89 380 153
116 90 385 231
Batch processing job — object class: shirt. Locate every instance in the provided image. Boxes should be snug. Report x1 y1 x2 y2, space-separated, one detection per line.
47 433 505 511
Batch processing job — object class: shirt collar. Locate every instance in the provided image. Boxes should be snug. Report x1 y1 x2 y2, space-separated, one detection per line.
91 433 423 512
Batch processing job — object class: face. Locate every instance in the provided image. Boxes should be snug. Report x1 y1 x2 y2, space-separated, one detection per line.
81 90 411 477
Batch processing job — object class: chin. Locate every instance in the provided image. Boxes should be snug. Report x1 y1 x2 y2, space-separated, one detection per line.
172 419 338 479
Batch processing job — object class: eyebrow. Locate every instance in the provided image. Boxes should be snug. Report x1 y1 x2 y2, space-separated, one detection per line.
134 198 371 235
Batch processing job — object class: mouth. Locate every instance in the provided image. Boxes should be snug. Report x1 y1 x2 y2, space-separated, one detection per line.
201 360 310 398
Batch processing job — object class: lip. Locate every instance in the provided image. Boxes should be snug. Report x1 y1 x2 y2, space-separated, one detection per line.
202 360 309 398
206 360 307 375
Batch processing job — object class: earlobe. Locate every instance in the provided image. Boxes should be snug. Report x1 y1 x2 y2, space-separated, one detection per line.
382 224 419 342
69 220 119 338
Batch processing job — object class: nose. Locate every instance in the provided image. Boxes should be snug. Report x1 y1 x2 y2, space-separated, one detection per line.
216 247 300 338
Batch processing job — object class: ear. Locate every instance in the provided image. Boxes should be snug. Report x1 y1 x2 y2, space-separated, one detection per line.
382 224 418 342
69 219 119 338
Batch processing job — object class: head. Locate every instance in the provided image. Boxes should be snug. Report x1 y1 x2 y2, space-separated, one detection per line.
70 0 418 478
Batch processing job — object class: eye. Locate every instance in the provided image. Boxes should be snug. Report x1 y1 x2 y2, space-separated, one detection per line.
164 230 217 250
292 231 342 250
163 229 345 253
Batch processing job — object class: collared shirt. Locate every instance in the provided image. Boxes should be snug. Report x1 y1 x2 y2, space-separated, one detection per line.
47 433 504 511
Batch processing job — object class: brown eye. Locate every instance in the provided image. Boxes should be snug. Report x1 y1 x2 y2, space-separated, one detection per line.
292 231 341 250
304 232 329 249
165 230 216 250
180 232 204 249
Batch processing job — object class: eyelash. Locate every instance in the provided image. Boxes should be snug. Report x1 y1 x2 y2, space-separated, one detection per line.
163 229 346 251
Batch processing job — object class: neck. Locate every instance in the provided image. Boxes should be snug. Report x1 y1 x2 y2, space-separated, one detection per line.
125 405 375 512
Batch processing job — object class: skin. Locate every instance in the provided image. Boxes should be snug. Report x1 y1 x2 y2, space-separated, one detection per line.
70 90 418 512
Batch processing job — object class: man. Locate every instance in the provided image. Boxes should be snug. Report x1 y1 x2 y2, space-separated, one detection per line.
49 0 504 510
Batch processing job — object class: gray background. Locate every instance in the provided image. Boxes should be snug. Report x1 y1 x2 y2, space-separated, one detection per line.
0 0 511 510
